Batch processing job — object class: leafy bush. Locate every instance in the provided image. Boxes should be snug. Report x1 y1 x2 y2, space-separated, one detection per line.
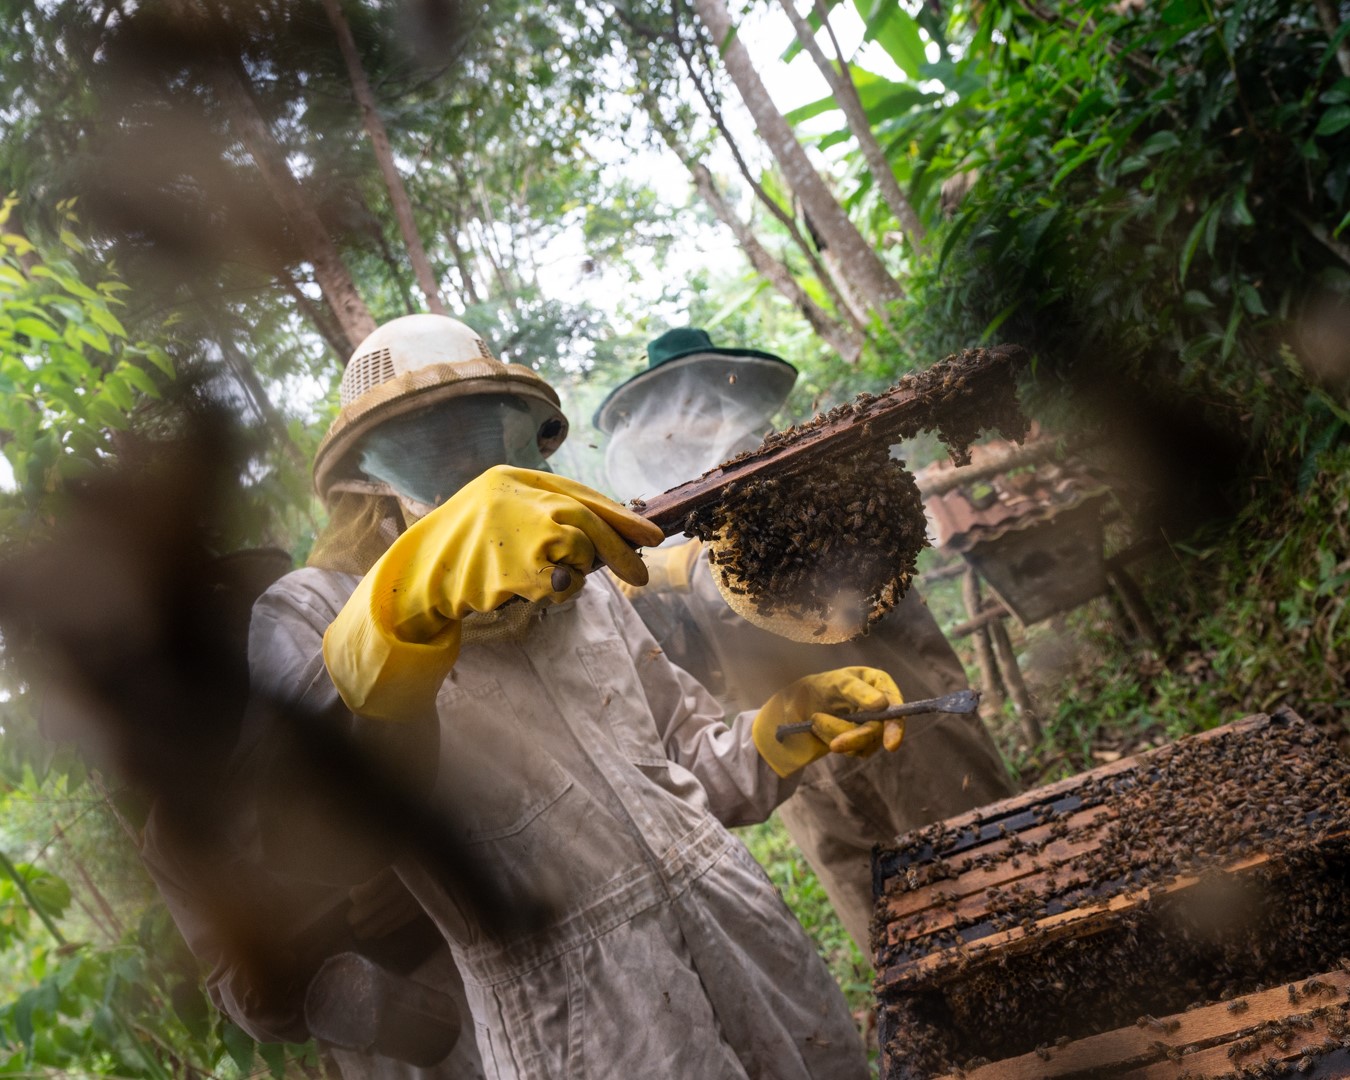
885 0 1350 482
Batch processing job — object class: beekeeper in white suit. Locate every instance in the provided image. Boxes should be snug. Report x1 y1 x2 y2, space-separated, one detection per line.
598 327 1014 953
247 314 907 1078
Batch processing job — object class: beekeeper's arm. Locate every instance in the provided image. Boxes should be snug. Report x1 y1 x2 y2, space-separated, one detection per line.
611 580 903 826
323 465 664 720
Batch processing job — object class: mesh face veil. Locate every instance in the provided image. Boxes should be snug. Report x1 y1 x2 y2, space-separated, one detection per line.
355 395 549 509
603 361 786 501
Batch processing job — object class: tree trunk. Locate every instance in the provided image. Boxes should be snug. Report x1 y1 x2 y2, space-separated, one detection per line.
819 247 872 328
281 274 352 362
640 86 862 359
208 59 376 349
166 0 375 351
691 164 863 361
690 0 904 315
778 0 925 253
673 42 869 337
320 0 448 315
962 567 1006 712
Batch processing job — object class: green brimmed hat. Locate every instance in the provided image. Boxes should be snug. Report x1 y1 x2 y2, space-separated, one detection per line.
593 327 798 434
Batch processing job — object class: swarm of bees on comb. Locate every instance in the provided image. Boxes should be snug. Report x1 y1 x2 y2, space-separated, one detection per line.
679 347 1029 641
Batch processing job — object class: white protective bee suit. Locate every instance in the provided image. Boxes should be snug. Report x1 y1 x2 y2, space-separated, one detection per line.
251 566 868 1079
246 316 870 1080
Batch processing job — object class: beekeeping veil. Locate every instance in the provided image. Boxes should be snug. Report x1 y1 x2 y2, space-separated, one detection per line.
309 314 568 579
594 328 797 502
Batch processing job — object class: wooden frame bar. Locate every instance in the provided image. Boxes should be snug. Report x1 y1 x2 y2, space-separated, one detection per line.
636 345 1027 535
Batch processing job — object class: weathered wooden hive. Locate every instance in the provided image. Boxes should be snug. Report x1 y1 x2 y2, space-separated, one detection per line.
873 707 1350 1079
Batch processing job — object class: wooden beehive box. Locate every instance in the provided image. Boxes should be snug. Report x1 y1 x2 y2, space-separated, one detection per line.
873 707 1350 1079
962 497 1109 626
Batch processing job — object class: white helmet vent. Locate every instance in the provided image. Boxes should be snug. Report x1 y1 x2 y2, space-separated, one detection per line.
341 346 395 407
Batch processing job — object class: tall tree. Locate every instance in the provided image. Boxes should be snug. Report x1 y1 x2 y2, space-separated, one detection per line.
777 0 926 253
202 55 378 350
320 0 447 316
688 0 904 316
639 84 863 359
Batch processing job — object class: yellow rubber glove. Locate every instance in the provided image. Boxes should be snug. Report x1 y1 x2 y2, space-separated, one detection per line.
324 465 665 720
751 666 904 778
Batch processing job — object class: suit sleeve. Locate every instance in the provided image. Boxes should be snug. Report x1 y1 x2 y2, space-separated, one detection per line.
599 576 800 827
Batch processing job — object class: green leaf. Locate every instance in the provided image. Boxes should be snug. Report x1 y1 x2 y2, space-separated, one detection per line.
75 325 112 355
1321 79 1350 105
1319 19 1350 78
25 871 71 919
1141 130 1182 155
12 989 36 1045
86 305 127 338
120 363 162 399
1220 299 1242 359
260 1041 288 1079
55 272 101 301
221 1022 255 1073
1 233 34 256
938 207 979 269
1315 104 1350 137
91 1004 119 1047
1050 136 1112 189
58 229 84 253
1229 187 1254 226
15 317 59 342
980 299 1021 342
1238 282 1267 316
854 0 925 79
170 981 212 1042
786 93 840 126
87 396 128 430
101 374 134 413
143 346 176 377
1180 203 1218 283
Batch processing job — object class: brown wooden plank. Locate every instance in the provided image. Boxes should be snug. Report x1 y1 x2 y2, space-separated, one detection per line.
878 804 1116 920
881 850 1286 988
881 746 1324 949
1124 1009 1350 1079
932 970 1350 1080
875 714 1273 875
882 853 1097 949
636 345 1026 535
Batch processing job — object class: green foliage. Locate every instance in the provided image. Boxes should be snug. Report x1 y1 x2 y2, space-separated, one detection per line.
0 216 322 1077
844 0 1350 481
0 197 173 527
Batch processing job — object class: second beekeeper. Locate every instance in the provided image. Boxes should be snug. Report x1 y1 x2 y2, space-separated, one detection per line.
596 327 1015 952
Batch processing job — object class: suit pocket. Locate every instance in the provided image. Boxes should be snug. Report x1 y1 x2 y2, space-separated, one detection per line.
435 679 572 843
577 639 668 767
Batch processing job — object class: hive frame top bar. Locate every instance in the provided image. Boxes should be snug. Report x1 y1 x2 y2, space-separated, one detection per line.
635 344 1028 537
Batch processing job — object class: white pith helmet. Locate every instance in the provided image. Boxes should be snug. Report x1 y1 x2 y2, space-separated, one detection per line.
312 314 569 501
